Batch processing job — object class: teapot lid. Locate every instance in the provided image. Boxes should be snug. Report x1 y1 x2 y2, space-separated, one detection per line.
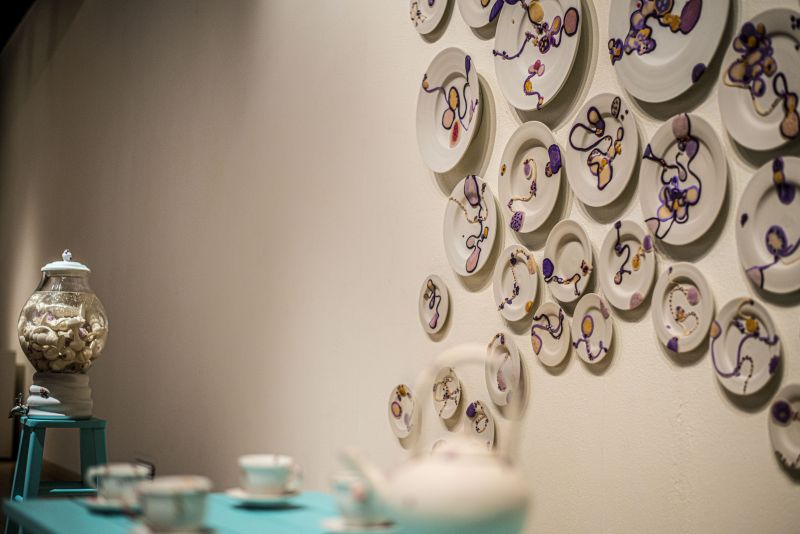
41 249 91 275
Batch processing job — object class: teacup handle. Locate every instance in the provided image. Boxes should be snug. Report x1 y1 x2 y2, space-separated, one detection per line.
84 465 104 489
286 464 303 493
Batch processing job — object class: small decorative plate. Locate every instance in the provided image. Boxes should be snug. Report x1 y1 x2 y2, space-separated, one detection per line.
443 175 498 276
639 113 726 246
465 400 495 449
651 262 714 353
571 293 613 364
531 300 571 367
322 517 396 534
566 93 639 206
718 8 800 151
418 275 450 334
485 332 521 406
769 384 800 470
599 220 656 310
498 121 563 234
709 298 781 396
432 367 461 419
417 48 482 173
226 488 301 507
410 0 448 35
492 245 538 322
457 0 503 29
542 219 593 303
736 156 800 294
387 384 415 439
608 0 730 102
493 0 581 110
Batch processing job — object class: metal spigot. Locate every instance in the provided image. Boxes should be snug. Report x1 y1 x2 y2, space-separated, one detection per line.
9 393 28 418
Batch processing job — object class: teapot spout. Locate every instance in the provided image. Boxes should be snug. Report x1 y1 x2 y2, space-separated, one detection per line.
339 448 388 497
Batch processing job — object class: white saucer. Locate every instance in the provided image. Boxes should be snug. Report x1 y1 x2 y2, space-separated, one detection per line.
542 219 593 303
129 526 212 534
410 0 448 35
465 400 495 449
531 300 571 367
83 496 139 513
485 332 521 406
651 262 714 353
571 293 613 364
226 487 300 507
322 517 395 534
387 384 415 439
599 220 656 310
457 0 502 29
443 175 498 276
492 245 538 322
432 366 461 419
418 274 450 334
769 384 800 470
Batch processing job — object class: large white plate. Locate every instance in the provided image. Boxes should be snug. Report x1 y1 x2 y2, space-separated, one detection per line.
485 332 521 406
498 121 563 234
651 262 714 353
709 297 781 396
599 220 656 310
432 367 461 419
418 275 450 334
718 8 800 151
226 488 300 508
387 385 415 439
736 156 800 294
457 0 504 28
571 293 613 364
769 384 800 471
465 400 495 449
410 0 449 35
531 300 571 367
493 0 581 110
417 48 482 173
443 175 498 276
608 0 730 102
566 93 639 206
492 245 538 322
542 219 593 303
639 113 726 246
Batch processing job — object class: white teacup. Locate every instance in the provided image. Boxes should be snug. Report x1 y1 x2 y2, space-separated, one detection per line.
84 463 151 507
239 454 302 495
136 475 211 531
331 472 388 527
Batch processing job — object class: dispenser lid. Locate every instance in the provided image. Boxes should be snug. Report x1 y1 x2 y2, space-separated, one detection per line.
41 249 91 274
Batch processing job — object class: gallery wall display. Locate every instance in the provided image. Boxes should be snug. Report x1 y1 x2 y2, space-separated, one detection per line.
388 384 416 439
651 262 714 354
443 175 498 276
433 367 462 419
492 245 538 322
466 400 495 449
531 301 570 367
599 220 655 311
410 0 449 35
419 275 450 334
769 384 800 470
485 332 521 407
571 293 613 365
542 219 593 303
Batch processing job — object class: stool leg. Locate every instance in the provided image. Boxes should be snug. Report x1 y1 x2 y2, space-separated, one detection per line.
9 428 31 502
22 427 45 499
93 427 107 465
79 428 95 480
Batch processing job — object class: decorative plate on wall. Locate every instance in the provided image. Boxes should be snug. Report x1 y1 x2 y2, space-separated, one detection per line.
465 400 495 449
410 0 449 35
457 0 503 28
443 175 498 276
639 113 726 246
493 0 581 111
492 245 538 322
736 156 800 294
769 384 800 470
542 219 593 303
718 8 800 151
498 121 563 234
651 262 714 353
566 93 639 207
417 48 482 173
599 220 656 310
571 293 613 364
418 274 450 334
485 332 521 407
432 367 462 419
608 0 730 102
531 300 571 367
388 384 415 439
710 298 781 396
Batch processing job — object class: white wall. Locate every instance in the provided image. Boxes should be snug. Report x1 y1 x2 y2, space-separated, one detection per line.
1 0 799 531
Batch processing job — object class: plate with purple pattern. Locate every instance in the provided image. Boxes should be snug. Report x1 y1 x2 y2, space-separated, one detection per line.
410 0 449 35
485 332 521 407
571 293 613 364
599 220 656 310
492 245 538 322
388 384 415 439
651 262 714 353
639 113 726 246
457 0 504 29
443 175 498 277
465 400 495 449
736 156 800 294
608 0 730 102
493 0 581 111
709 297 781 396
769 384 800 470
531 300 571 367
542 219 593 303
718 8 800 151
432 367 461 419
418 275 450 334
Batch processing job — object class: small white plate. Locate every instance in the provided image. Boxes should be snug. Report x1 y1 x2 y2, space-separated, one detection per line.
485 332 521 407
531 300 571 367
736 156 800 294
322 517 396 534
418 275 450 334
608 0 730 102
769 384 800 471
226 488 300 507
83 496 139 513
542 219 593 303
651 262 714 353
599 220 656 310
410 0 448 35
417 48 482 173
492 245 538 322
129 526 212 534
432 367 461 419
709 298 781 396
498 121 563 234
493 0 581 110
387 384 415 439
719 8 800 151
443 175 498 276
571 293 613 364
566 93 639 206
457 0 503 28
465 400 495 449
639 113 726 246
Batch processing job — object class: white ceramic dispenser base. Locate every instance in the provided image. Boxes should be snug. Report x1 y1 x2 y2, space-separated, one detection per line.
26 372 92 419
